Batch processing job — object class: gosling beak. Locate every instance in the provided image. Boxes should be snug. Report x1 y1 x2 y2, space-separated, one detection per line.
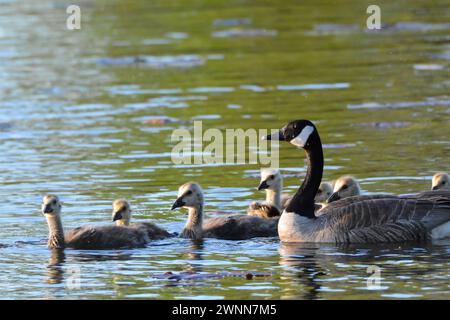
257 180 270 190
432 186 439 191
263 129 285 141
327 192 340 203
43 205 53 214
112 210 123 222
171 197 185 210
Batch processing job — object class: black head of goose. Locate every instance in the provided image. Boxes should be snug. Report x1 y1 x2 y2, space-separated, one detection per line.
432 172 449 191
265 120 450 243
171 182 278 240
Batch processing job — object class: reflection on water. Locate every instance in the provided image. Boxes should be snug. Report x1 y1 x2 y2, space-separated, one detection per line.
0 0 449 299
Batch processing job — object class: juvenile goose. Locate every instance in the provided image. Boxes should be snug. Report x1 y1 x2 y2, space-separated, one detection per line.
42 195 165 250
327 176 361 203
432 172 449 191
247 168 284 218
171 183 278 240
248 169 333 218
265 120 450 243
112 199 172 239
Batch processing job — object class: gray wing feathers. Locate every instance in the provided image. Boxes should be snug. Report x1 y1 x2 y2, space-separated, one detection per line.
316 192 450 242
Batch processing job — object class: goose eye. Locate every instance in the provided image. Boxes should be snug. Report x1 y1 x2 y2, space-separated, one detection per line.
52 200 57 205
268 175 274 180
341 185 348 190
442 181 446 185
186 190 193 196
317 190 322 194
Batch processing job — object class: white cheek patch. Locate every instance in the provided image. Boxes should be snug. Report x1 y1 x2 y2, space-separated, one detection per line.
289 125 314 148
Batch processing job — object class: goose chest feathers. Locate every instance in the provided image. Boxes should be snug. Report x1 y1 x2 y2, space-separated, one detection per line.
265 120 450 243
172 183 278 240
42 196 171 250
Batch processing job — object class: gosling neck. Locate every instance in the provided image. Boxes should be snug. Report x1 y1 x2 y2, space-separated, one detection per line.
285 132 323 219
181 205 203 240
45 214 65 249
266 185 282 209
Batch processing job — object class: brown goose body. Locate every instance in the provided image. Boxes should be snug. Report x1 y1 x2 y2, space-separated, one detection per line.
173 183 279 240
64 224 150 249
64 222 172 250
247 202 281 218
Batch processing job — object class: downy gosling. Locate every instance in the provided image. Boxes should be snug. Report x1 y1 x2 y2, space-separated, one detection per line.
432 172 449 191
172 183 278 240
326 175 361 203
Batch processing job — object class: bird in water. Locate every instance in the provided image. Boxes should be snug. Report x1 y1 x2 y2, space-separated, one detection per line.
172 183 278 240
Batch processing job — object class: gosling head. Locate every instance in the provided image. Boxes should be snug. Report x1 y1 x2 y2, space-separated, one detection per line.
258 168 282 191
171 182 204 211
264 119 317 150
327 176 360 203
314 182 333 203
112 199 131 226
431 172 449 191
42 195 62 217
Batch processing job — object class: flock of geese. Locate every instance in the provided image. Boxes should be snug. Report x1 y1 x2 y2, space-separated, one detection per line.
40 119 450 250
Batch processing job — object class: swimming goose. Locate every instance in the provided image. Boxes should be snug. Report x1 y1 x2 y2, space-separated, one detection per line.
264 119 450 243
248 169 333 218
327 176 360 203
42 195 164 249
247 168 284 218
112 199 172 239
432 172 449 191
171 183 278 240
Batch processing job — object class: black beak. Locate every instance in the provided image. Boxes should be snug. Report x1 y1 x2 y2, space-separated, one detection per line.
171 197 185 210
432 186 439 191
112 210 123 222
258 180 270 190
263 129 285 141
43 205 53 214
327 192 340 203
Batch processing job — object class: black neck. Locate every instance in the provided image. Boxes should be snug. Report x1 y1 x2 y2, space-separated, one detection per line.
285 132 323 218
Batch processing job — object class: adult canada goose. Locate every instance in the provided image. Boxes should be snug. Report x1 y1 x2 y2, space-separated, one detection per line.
42 195 167 249
264 119 450 243
171 183 278 240
327 176 360 203
432 172 449 191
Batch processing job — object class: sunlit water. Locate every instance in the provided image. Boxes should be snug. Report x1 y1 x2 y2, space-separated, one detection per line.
0 0 448 299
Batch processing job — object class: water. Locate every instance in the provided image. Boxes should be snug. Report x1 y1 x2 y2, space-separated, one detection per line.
0 0 449 299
